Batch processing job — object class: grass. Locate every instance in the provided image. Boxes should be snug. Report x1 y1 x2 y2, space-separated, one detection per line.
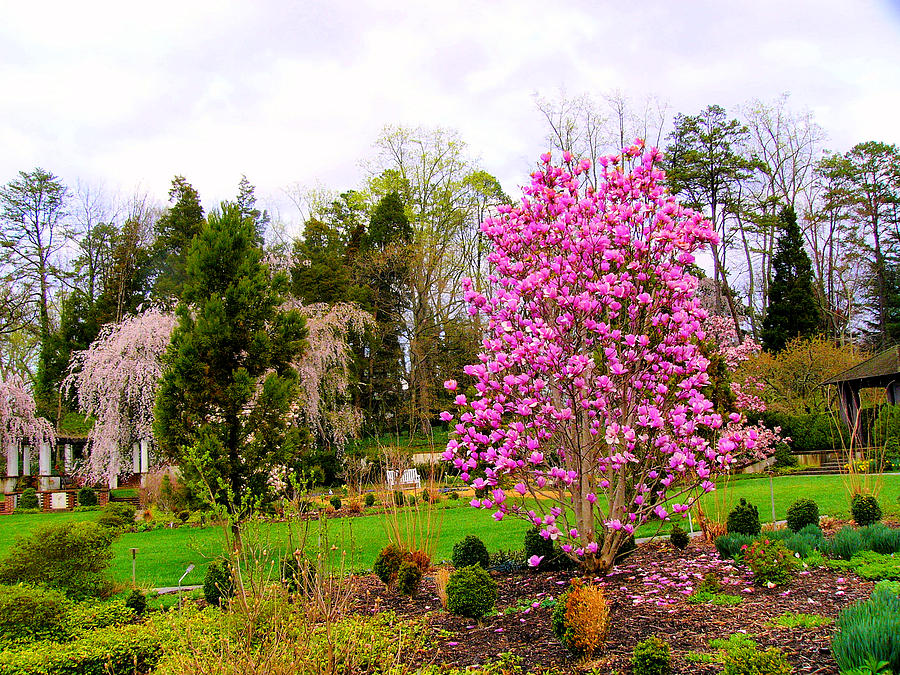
0 474 897 589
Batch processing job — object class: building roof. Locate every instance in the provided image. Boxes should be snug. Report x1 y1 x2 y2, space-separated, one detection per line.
823 346 900 386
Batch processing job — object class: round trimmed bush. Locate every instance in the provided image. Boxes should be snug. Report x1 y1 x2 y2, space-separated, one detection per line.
851 493 882 526
363 492 376 508
329 495 342 510
125 589 147 616
77 487 98 507
786 498 820 532
551 579 610 657
632 635 672 675
18 488 38 510
373 544 405 589
203 559 233 607
524 527 555 566
452 535 489 570
669 523 689 551
397 560 423 597
446 565 497 619
727 498 761 536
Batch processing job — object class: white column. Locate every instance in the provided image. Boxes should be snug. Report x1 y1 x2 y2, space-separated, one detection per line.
108 473 118 489
132 442 140 473
39 442 51 476
22 445 30 476
63 444 73 473
7 443 18 477
140 439 149 474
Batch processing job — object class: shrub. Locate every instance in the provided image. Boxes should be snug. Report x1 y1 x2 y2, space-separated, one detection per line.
407 494 417 506
373 544 405 589
697 572 723 595
524 527 555 566
786 498 819 532
0 584 69 643
452 535 490 570
715 532 755 560
825 526 864 560
669 523 689 550
721 645 793 675
397 560 423 597
363 492 376 508
393 490 405 507
203 559 233 607
329 495 342 510
550 578 609 657
345 499 362 514
727 498 761 536
66 598 135 633
446 565 497 619
773 444 797 468
632 636 671 675
851 493 883 526
488 549 528 572
97 502 136 531
77 487 98 507
0 521 115 599
843 551 900 581
864 523 900 555
743 538 796 586
125 589 147 616
832 583 900 673
449 491 459 500
18 488 38 510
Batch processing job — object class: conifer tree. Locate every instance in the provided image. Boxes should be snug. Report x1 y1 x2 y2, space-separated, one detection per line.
761 207 821 352
154 203 307 513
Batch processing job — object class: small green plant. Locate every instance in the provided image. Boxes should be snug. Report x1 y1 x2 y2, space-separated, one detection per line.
715 532 755 560
550 578 609 657
743 538 796 586
18 488 39 510
363 492 376 507
446 565 497 619
727 498 761 536
832 583 900 673
203 559 233 607
397 559 423 597
697 572 723 594
124 589 147 616
77 486 98 507
329 495 342 510
840 656 893 675
786 498 819 532
452 535 490 570
842 550 900 580
97 502 136 531
721 645 793 675
632 636 671 675
851 493 883 526
669 523 689 550
768 611 831 628
710 632 757 653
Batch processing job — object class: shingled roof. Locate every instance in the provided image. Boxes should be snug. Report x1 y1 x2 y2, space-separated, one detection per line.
823 345 900 386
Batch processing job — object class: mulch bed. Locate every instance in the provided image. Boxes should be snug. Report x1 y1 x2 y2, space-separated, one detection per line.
350 540 873 673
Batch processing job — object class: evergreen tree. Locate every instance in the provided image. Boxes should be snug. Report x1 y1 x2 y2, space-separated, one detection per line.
151 176 205 303
290 218 351 304
154 203 307 513
761 207 821 352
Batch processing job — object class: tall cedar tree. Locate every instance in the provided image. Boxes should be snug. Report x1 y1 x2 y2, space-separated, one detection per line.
761 207 820 352
152 176 205 303
154 204 307 513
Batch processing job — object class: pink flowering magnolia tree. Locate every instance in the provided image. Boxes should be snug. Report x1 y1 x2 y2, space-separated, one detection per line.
0 372 55 456
441 144 759 574
64 309 177 483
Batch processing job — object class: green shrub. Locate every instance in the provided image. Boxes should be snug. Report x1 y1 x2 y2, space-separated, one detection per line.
373 544 405 589
851 493 882 526
77 486 98 507
65 598 134 633
727 498 761 536
843 551 900 581
446 565 497 619
697 572 723 595
487 549 528 572
125 589 147 616
203 559 233 607
407 494 417 506
832 583 900 673
524 526 555 566
393 490 405 507
632 636 671 675
786 498 819 532
715 532 755 560
18 488 38 510
329 495 342 510
0 584 69 643
550 579 609 657
0 521 115 599
669 523 689 550
721 644 793 675
743 538 796 586
449 491 459 500
773 444 798 468
97 502 136 531
281 554 316 594
363 492 376 508
397 560 423 597
825 526 864 560
452 535 490 570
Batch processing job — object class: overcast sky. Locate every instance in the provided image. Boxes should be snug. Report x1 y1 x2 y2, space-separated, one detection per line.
2 0 899 231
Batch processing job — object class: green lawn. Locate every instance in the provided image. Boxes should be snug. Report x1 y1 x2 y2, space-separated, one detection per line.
0 474 897 589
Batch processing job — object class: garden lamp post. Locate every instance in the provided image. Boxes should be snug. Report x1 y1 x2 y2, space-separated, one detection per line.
130 548 138 587
178 564 195 609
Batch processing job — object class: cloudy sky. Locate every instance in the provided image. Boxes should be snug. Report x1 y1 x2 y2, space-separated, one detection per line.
2 0 899 230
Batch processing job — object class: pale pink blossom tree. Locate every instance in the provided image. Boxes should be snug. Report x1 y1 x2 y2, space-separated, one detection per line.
0 372 54 459
63 308 177 483
442 143 759 573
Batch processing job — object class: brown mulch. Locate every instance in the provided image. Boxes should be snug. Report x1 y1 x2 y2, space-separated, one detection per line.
349 541 872 673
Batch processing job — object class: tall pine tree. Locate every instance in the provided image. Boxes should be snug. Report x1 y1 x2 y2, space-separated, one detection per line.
761 207 821 352
154 203 307 513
